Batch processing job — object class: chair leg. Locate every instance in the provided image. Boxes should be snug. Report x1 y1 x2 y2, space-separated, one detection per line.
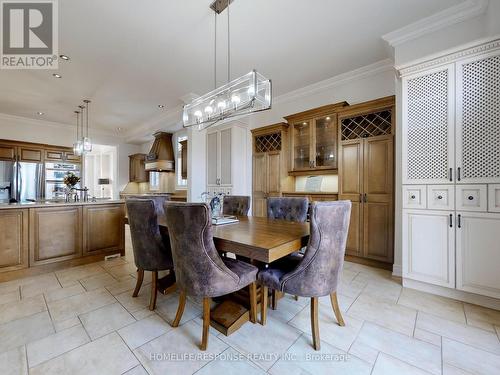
132 268 144 297
172 290 186 327
271 290 278 310
294 295 299 301
249 282 257 323
261 285 268 325
310 297 320 351
149 271 158 311
201 297 211 351
330 292 345 326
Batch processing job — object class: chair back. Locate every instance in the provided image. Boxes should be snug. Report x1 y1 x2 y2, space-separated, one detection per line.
164 202 239 296
267 197 309 222
281 201 351 297
223 195 250 216
126 198 173 271
125 195 170 218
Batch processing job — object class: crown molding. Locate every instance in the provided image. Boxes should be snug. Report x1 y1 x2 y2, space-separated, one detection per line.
396 35 500 76
273 59 394 106
382 0 489 47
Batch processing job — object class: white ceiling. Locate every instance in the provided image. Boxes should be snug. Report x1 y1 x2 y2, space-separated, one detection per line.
0 0 462 136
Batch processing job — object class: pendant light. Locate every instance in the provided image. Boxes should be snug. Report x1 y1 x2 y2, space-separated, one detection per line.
73 109 83 156
82 99 92 152
182 0 272 129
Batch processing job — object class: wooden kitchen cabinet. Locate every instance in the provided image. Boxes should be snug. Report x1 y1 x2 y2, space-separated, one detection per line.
19 147 43 162
0 209 29 272
129 153 149 183
29 206 82 266
284 102 348 174
0 144 16 160
83 204 125 255
180 139 188 180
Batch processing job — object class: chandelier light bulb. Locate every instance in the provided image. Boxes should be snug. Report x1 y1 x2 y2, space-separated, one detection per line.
204 105 213 114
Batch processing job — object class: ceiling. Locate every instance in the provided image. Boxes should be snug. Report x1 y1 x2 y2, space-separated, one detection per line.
0 0 462 137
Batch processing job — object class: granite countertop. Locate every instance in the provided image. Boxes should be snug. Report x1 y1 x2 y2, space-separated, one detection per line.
0 199 125 210
281 191 338 195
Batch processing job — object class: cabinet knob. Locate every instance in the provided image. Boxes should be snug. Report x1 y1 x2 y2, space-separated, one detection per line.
410 195 416 199
467 195 474 201
437 195 443 200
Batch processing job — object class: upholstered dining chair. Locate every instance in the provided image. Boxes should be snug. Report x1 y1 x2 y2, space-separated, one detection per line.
223 195 250 216
126 198 175 311
164 202 258 351
258 201 351 350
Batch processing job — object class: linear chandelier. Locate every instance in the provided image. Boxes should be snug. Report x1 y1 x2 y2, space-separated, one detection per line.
73 99 93 156
183 0 272 130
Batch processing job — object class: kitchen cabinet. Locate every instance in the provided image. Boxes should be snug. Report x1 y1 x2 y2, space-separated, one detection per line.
0 144 16 160
29 206 82 266
180 139 188 180
0 209 28 272
284 102 348 174
128 153 149 183
338 97 395 266
206 123 248 196
19 147 42 162
252 123 294 217
83 203 125 255
45 149 81 163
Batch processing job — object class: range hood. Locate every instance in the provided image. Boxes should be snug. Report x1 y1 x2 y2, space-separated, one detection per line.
145 131 175 172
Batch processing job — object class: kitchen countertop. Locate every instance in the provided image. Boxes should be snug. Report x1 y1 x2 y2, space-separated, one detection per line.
0 199 125 210
281 191 338 195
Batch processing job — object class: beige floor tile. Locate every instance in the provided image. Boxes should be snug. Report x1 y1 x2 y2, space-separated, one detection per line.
131 308 156 320
417 311 500 355
348 293 417 336
55 263 106 287
268 334 372 375
79 302 135 340
414 327 442 347
0 294 46 325
0 289 20 306
105 275 142 296
443 337 500 375
30 332 138 375
53 317 81 332
219 317 302 371
0 311 54 353
464 303 500 328
20 274 61 299
341 268 360 283
348 339 379 365
268 297 308 323
47 288 115 322
196 347 266 375
98 257 129 269
44 284 86 303
372 353 433 375
337 279 367 299
123 365 149 375
398 288 466 323
319 292 356 312
79 272 118 291
134 320 228 374
118 314 172 349
155 293 202 325
0 280 20 297
466 318 496 333
359 277 402 304
26 325 90 368
114 284 158 313
289 305 363 351
107 263 138 278
0 345 28 375
353 322 441 375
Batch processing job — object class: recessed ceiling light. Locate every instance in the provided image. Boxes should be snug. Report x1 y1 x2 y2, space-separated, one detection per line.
52 73 62 78
302 122 307 125
158 104 165 108
116 127 123 132
59 54 70 61
326 116 331 120
37 111 44 115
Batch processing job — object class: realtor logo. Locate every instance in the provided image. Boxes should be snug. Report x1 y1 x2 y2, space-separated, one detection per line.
1 0 58 69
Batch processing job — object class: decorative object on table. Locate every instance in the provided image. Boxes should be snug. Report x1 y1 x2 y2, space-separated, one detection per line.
98 178 110 198
63 171 81 202
201 191 239 225
182 0 271 130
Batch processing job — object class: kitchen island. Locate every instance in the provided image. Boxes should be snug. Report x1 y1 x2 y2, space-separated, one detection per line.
0 200 125 281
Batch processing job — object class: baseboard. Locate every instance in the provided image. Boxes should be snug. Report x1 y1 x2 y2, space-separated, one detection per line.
392 264 402 277
344 255 392 271
403 278 500 311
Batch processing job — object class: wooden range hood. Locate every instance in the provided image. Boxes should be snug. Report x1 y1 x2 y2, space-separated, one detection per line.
145 131 175 172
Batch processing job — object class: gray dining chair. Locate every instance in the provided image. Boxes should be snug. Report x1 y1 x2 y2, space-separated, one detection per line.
266 196 309 307
223 195 251 216
126 198 175 311
164 202 258 351
258 201 351 350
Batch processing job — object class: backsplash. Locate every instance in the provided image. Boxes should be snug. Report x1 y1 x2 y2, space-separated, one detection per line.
294 174 338 192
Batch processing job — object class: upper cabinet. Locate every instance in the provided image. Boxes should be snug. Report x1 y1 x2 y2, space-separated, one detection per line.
0 140 80 163
128 153 149 183
284 102 348 175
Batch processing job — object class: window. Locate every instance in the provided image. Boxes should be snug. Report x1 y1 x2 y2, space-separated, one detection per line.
177 135 188 188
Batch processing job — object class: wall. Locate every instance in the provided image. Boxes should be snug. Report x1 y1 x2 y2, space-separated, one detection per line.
0 113 140 197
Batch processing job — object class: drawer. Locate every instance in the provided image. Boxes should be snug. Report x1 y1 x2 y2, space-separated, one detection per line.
488 184 500 213
456 185 487 212
427 185 454 210
403 185 426 209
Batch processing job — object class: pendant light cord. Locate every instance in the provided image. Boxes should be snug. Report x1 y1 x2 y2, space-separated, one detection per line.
214 11 217 89
227 0 230 83
86 102 89 138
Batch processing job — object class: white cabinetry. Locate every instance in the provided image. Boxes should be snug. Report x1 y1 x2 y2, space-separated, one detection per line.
401 41 500 301
206 123 248 196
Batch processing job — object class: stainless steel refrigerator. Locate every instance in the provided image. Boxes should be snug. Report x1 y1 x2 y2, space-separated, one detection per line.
0 160 43 203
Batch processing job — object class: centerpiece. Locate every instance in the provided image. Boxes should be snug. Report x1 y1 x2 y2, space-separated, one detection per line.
63 172 81 202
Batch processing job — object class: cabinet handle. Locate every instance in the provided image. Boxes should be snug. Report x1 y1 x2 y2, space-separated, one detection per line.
458 214 461 228
457 167 461 181
449 168 453 181
449 214 453 228
410 195 416 199
359 194 362 203
363 193 367 203
437 195 443 200
467 196 474 201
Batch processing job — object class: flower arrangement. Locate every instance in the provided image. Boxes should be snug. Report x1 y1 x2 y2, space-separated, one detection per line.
63 172 80 187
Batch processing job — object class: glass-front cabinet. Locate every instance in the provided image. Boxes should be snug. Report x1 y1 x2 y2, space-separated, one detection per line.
285 102 347 173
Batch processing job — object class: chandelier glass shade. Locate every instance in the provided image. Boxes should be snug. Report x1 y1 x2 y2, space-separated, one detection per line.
73 100 92 156
183 70 271 129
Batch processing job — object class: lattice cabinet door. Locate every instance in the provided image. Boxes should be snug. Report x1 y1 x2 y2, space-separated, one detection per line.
456 51 500 184
402 64 455 184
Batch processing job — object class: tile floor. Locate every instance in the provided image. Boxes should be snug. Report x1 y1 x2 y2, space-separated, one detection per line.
1 229 500 374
